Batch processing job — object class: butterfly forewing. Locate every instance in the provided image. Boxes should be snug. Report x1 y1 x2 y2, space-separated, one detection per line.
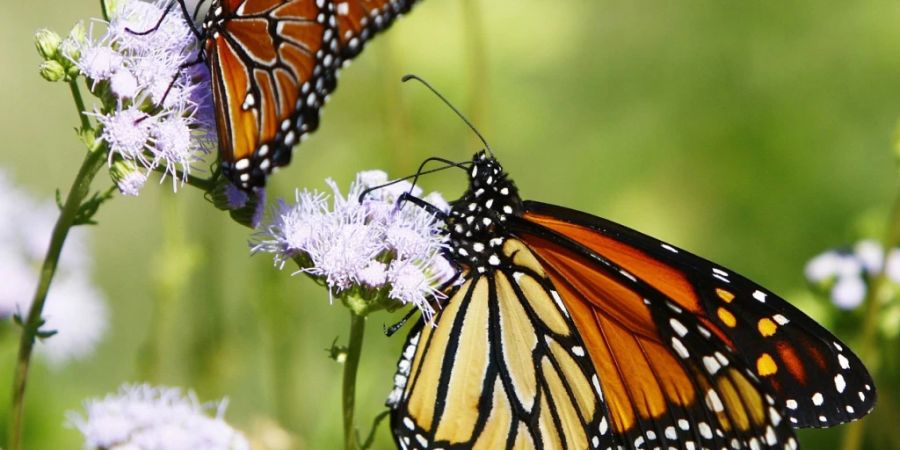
521 201 876 428
514 221 797 450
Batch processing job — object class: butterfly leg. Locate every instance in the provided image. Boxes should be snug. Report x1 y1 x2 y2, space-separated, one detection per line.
124 1 176 35
397 192 447 219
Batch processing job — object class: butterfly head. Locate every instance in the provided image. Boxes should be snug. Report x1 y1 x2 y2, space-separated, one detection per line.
445 152 523 272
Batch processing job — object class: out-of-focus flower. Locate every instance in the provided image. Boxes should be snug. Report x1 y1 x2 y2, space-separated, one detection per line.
805 239 900 310
57 0 215 195
68 384 250 450
252 171 454 320
40 276 109 366
0 171 108 366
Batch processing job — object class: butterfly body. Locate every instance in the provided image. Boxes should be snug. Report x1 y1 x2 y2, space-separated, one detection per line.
388 152 875 450
199 0 420 188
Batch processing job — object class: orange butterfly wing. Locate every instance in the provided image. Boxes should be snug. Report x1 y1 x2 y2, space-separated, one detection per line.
512 219 796 450
206 0 338 187
521 201 875 428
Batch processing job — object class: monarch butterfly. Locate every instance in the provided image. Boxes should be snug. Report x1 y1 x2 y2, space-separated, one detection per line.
386 151 876 449
195 0 420 188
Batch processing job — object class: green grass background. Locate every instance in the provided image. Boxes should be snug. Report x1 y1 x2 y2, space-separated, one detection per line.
1 0 899 448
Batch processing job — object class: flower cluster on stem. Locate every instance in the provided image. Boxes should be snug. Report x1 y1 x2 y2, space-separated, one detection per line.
252 170 455 321
50 0 215 195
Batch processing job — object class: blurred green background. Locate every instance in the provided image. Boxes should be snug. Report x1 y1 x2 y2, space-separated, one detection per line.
2 0 899 448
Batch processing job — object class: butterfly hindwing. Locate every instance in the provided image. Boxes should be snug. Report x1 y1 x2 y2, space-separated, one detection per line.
206 0 339 187
205 0 421 188
388 244 609 450
334 0 419 60
522 200 876 428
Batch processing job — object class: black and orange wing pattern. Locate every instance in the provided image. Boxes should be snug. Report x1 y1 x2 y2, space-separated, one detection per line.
203 0 420 188
333 0 418 60
387 151 875 449
521 202 876 428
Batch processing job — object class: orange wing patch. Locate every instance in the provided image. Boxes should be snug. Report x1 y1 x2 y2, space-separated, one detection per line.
524 211 702 315
516 229 795 449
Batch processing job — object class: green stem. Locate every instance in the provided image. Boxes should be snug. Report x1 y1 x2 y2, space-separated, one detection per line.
343 310 366 450
68 79 91 132
100 0 110 21
8 144 106 450
840 186 900 450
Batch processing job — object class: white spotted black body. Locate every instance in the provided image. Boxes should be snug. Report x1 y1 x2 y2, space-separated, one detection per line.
445 151 524 273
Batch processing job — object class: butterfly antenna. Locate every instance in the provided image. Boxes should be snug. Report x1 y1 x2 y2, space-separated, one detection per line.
357 157 469 203
402 74 493 156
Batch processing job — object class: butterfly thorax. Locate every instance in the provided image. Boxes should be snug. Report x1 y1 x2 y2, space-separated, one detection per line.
445 152 524 273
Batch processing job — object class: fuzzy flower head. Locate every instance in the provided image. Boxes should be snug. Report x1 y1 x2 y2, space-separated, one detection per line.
60 0 215 195
253 171 455 320
68 384 250 450
805 239 900 310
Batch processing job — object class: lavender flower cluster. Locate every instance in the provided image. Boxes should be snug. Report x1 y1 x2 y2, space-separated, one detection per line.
68 384 250 450
55 0 215 195
253 170 456 320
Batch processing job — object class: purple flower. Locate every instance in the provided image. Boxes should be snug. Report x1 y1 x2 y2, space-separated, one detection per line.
253 171 454 319
63 0 215 195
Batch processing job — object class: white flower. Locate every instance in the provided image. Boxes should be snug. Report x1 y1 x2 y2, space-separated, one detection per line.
806 240 900 310
831 276 866 310
68 384 250 450
804 250 843 283
40 276 109 367
64 0 214 195
97 106 153 163
885 248 900 284
253 171 454 319
0 170 108 366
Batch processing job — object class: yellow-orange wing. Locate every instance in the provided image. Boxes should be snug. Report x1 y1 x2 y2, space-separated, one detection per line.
387 241 605 450
205 0 339 188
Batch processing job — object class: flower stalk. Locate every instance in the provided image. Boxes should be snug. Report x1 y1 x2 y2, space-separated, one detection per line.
840 185 900 450
343 307 367 450
9 141 107 450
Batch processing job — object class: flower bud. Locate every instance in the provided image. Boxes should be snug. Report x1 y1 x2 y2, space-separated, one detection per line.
59 22 87 64
34 29 62 61
110 159 147 196
39 60 66 82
